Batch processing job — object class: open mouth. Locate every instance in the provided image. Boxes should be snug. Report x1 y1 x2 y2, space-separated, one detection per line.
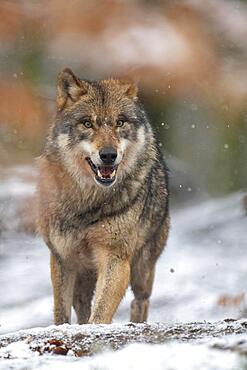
86 157 118 186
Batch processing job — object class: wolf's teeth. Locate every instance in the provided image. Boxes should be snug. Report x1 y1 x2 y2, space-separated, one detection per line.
110 170 116 178
97 169 102 178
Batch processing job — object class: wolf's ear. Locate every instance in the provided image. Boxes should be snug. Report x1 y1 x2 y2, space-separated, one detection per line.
119 79 138 100
56 68 88 111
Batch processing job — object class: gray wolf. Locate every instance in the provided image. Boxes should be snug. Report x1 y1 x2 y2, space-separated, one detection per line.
37 68 169 324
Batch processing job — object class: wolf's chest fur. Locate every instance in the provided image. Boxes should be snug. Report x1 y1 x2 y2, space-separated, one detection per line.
39 157 143 267
49 213 138 269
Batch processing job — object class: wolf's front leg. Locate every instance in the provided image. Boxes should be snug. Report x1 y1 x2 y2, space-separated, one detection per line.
89 252 130 324
50 253 76 325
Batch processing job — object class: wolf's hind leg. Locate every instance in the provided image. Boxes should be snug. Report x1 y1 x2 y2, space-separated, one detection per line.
130 252 155 323
73 270 96 324
50 253 76 325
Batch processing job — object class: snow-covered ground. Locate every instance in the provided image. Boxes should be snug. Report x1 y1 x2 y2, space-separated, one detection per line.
0 165 246 369
1 321 247 370
0 338 241 370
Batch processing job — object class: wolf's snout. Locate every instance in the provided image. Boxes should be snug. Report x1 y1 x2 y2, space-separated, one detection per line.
99 147 117 165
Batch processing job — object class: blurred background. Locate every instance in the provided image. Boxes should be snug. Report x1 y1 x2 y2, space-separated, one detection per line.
1 0 247 197
0 0 247 334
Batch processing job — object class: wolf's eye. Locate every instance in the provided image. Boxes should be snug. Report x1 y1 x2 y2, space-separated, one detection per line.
78 118 92 129
77 120 92 130
83 120 92 128
116 119 125 127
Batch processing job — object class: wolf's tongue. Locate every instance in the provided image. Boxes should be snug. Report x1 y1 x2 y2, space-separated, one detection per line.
100 167 112 177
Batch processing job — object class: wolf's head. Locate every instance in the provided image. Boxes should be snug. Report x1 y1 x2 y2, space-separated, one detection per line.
49 68 151 188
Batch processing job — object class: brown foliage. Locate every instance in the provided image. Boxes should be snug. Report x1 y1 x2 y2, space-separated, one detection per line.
217 293 245 307
0 81 48 140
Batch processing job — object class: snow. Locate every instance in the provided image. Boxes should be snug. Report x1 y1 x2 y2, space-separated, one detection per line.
0 339 240 370
0 341 33 359
72 343 237 370
0 165 36 197
1 320 247 369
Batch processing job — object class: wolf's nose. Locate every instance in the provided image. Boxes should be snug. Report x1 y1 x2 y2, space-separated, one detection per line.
99 147 117 165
